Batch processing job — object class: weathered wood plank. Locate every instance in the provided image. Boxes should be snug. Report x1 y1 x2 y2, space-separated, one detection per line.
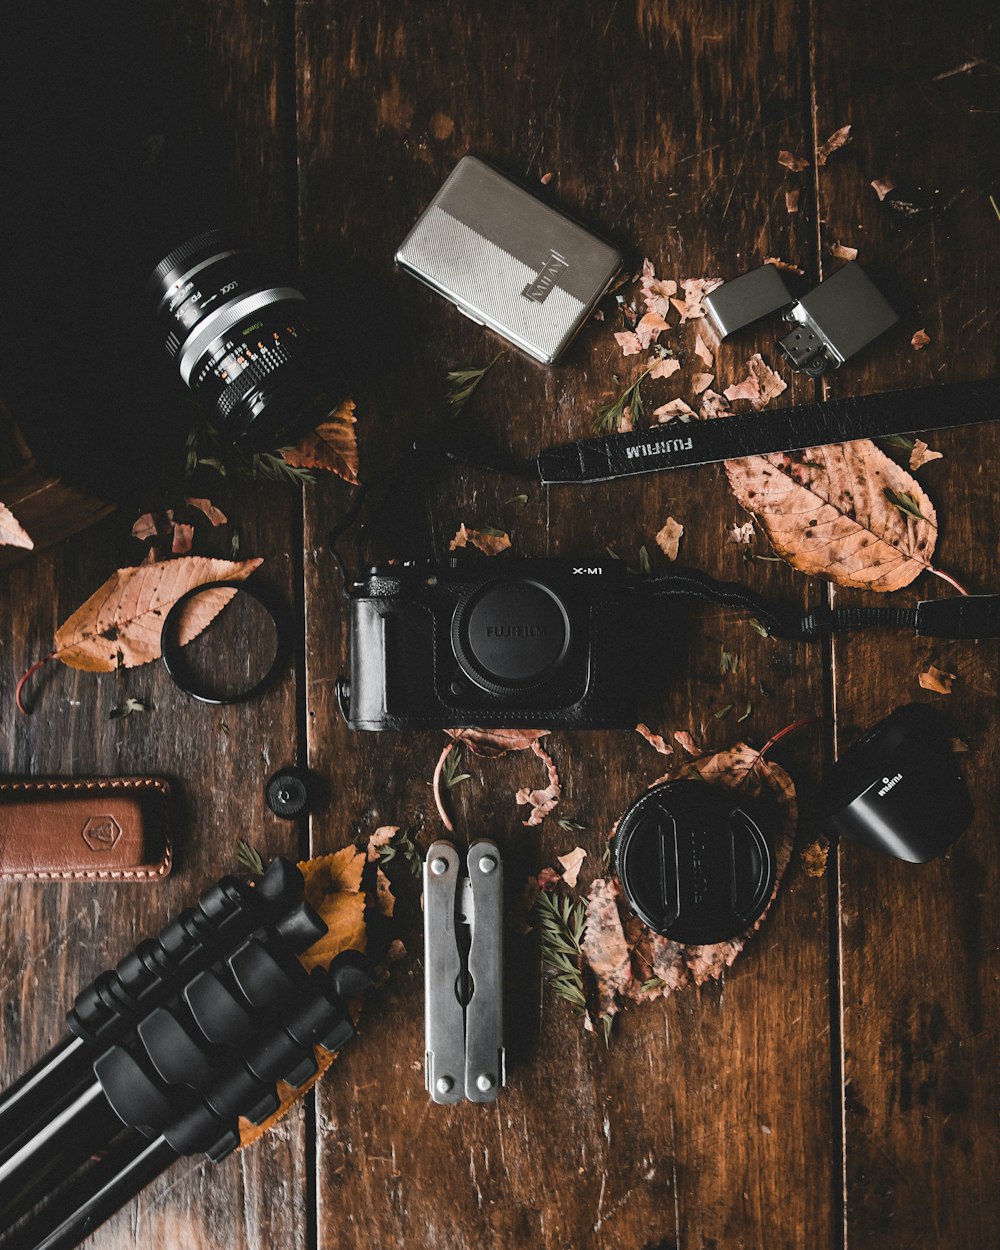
297 3 835 1247
809 4 1000 1246
0 3 307 1246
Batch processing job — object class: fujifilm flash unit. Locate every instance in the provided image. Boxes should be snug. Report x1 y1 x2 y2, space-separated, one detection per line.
396 156 624 364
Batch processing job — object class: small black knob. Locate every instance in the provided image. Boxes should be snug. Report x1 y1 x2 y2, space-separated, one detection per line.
266 768 311 819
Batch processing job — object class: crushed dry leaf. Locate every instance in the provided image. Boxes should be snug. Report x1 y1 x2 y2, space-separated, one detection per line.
557 846 587 889
911 328 931 350
640 259 677 318
763 255 805 275
654 516 684 561
366 825 400 862
170 523 194 555
816 123 852 165
871 177 897 202
0 501 32 550
800 840 830 878
726 520 756 545
785 189 801 213
691 371 715 395
699 389 731 419
653 398 696 423
694 334 714 367
778 149 810 171
449 523 511 556
446 727 549 757
185 497 228 526
649 355 681 380
918 664 956 694
670 276 724 323
909 439 943 470
827 241 859 261
280 399 360 485
723 353 787 409
515 739 562 826
636 723 673 755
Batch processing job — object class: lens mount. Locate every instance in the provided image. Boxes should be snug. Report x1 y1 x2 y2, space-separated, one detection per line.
451 577 572 695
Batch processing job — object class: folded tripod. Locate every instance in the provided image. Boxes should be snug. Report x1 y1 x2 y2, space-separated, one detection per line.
0 857 372 1250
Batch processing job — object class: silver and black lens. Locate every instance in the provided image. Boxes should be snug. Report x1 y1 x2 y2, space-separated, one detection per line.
147 229 332 447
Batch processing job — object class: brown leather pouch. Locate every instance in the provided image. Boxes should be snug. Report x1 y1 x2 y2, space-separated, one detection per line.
0 778 172 882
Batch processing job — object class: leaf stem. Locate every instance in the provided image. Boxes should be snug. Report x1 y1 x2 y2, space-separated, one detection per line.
928 566 970 596
756 716 823 761
15 653 54 715
432 740 456 833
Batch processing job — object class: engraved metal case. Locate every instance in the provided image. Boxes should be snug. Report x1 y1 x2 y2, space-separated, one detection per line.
395 156 624 364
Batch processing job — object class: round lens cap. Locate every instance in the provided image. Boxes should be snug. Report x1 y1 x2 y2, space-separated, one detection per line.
455 579 569 688
613 781 775 944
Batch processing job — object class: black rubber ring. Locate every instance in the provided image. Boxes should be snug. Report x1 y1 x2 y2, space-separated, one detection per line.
160 579 289 705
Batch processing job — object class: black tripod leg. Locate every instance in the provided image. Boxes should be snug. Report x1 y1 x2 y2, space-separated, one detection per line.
0 1132 177 1250
0 1040 91 1170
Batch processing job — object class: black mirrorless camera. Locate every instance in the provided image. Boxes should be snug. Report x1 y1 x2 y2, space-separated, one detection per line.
336 559 642 730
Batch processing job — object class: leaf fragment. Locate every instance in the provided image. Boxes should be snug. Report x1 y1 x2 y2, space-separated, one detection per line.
653 398 696 423
723 353 787 409
778 149 810 171
639 259 678 318
909 439 943 470
910 328 931 351
918 664 955 694
816 123 852 165
654 516 684 561
871 177 897 202
280 400 360 484
557 846 587 889
515 740 561 826
449 523 511 556
827 241 859 262
446 727 549 757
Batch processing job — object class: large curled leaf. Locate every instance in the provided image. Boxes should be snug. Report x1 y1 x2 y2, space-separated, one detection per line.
725 440 937 591
53 556 262 671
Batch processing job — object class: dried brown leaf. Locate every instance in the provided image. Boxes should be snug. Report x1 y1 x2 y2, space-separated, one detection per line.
909 439 943 470
515 739 561 826
654 516 684 561
699 389 731 420
723 353 787 410
131 512 165 541
640 260 677 318
693 333 714 368
671 277 724 322
727 520 756 545
691 372 715 395
446 727 549 757
785 189 801 213
763 255 805 275
449 523 511 556
52 557 262 672
366 825 399 862
910 328 931 351
636 723 673 755
580 877 633 1025
816 123 852 165
653 398 696 423
375 866 395 918
185 497 228 526
649 355 681 380
170 522 194 555
614 330 642 356
800 840 830 878
557 846 587 889
280 399 360 485
871 177 897 202
919 664 955 694
828 241 859 261
725 442 937 591
0 501 32 550
238 847 366 1149
778 149 810 171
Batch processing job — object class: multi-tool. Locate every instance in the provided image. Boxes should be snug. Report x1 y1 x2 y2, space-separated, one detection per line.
423 840 505 1104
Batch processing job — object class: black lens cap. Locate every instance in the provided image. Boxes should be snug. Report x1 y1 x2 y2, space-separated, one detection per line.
613 781 776 944
453 579 570 690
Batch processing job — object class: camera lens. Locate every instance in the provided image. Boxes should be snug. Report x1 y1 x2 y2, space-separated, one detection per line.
147 229 333 447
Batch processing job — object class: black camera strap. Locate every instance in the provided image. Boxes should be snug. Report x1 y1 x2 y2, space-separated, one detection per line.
641 566 1000 642
534 376 1000 484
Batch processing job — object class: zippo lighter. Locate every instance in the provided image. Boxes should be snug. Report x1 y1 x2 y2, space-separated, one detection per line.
396 156 624 364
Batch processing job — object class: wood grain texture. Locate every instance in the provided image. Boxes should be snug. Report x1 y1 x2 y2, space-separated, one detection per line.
0 2 308 1247
0 1 996 1248
810 2 1000 1247
297 3 834 1248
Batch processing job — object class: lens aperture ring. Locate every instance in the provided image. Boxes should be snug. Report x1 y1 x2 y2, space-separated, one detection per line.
214 344 297 425
177 287 306 387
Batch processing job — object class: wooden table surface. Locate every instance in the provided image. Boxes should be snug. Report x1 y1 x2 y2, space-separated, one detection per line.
1 3 997 1248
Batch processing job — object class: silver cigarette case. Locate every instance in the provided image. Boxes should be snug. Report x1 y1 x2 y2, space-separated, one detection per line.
395 156 624 364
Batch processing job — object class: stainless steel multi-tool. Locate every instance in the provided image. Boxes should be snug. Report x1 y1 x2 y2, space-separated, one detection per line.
423 840 505 1105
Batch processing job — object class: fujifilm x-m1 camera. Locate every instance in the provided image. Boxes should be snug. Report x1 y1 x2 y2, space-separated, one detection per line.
336 559 640 730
